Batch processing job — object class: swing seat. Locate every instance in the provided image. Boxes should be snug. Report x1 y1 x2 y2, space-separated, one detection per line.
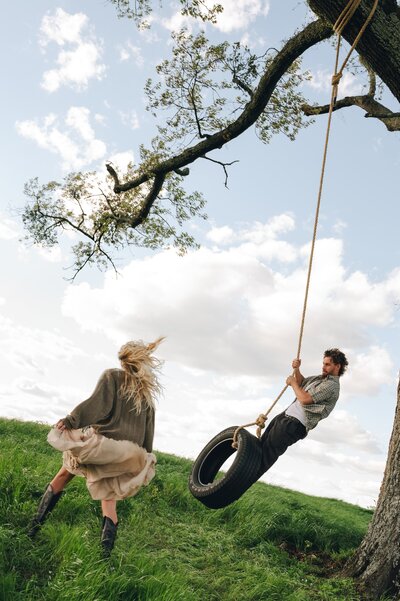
188 426 262 509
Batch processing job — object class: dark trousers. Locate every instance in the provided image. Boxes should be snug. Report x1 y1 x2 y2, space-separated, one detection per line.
259 412 307 477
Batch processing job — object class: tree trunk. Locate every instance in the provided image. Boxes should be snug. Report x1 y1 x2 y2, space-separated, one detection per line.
344 379 400 599
308 0 400 102
304 8 400 592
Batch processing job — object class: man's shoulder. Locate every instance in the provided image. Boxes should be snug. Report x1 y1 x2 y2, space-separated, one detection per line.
302 375 321 385
304 374 339 384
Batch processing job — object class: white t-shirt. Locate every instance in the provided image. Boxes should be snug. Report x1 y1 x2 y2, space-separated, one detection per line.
285 400 307 426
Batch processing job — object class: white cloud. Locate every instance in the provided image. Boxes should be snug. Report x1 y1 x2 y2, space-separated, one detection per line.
240 32 267 50
118 41 144 67
94 113 106 125
209 0 270 33
207 214 295 254
39 8 106 92
162 0 270 33
61 218 400 394
344 347 394 397
0 215 20 240
162 11 193 33
119 110 140 130
307 69 363 98
16 107 107 170
40 9 87 46
0 378 80 424
207 225 235 245
36 244 63 263
339 72 364 97
0 313 85 376
307 69 332 92
106 150 135 173
308 409 381 453
332 219 347 234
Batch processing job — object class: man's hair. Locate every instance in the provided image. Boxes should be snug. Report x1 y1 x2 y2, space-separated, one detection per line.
324 348 348 376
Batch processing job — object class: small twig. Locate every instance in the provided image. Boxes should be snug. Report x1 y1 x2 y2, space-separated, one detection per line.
202 156 240 188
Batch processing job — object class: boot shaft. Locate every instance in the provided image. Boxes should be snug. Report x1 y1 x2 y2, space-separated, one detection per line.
28 484 63 538
101 516 118 557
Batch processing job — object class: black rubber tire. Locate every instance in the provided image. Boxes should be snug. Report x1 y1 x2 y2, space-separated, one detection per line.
188 426 262 509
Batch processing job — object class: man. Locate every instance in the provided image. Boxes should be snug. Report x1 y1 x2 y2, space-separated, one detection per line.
259 348 348 476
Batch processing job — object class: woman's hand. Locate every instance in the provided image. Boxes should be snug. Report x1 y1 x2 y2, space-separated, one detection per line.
55 419 67 432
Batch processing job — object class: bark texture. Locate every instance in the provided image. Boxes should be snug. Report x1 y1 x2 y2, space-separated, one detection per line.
345 380 400 599
303 4 400 598
308 0 400 102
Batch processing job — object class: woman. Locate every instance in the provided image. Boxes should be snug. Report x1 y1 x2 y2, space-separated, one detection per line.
28 337 164 556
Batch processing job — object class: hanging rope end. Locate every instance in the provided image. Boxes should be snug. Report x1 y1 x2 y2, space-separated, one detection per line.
232 426 241 449
331 72 342 106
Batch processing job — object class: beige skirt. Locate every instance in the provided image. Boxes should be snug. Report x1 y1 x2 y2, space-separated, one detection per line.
47 427 156 501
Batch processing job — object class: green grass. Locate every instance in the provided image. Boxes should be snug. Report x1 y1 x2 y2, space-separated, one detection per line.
0 417 373 601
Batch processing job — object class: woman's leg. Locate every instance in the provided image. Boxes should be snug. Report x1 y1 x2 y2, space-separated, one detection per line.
100 499 119 556
50 466 75 493
29 467 74 538
101 499 118 524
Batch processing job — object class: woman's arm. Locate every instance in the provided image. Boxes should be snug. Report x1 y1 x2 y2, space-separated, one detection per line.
143 407 155 453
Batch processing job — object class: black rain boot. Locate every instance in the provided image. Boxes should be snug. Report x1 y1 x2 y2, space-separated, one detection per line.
101 516 118 557
28 484 63 538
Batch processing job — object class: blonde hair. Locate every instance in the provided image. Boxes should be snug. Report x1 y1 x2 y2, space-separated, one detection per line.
118 337 164 412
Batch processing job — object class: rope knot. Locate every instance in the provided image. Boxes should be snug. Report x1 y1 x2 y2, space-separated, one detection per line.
255 414 267 429
331 72 343 105
256 414 268 439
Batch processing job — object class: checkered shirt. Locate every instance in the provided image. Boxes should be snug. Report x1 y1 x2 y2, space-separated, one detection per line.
300 374 340 431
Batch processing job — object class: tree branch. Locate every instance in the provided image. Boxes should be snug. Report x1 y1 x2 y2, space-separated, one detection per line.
129 173 166 227
110 18 332 195
302 94 400 131
232 75 254 98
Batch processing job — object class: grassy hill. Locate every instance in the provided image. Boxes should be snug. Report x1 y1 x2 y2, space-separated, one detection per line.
0 417 374 601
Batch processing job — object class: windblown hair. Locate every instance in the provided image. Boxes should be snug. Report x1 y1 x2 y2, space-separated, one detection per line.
324 348 348 377
118 337 165 413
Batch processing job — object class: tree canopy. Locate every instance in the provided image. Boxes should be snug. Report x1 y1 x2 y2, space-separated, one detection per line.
22 0 400 278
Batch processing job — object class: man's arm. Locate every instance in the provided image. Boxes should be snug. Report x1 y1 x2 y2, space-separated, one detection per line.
286 375 313 405
292 358 305 386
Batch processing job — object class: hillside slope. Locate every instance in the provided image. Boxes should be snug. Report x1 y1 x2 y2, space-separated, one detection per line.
0 418 373 601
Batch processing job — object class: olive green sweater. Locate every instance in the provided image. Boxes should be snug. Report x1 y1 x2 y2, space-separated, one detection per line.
62 368 155 452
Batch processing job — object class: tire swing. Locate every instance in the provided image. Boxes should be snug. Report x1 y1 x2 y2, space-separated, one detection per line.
189 0 378 510
188 426 262 509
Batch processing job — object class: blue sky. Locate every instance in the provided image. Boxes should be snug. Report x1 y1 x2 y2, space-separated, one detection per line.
2 0 400 508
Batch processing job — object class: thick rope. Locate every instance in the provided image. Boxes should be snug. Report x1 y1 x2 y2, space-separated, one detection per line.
332 0 379 103
232 0 379 450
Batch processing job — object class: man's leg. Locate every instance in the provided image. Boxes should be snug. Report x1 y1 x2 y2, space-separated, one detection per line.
258 413 307 477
